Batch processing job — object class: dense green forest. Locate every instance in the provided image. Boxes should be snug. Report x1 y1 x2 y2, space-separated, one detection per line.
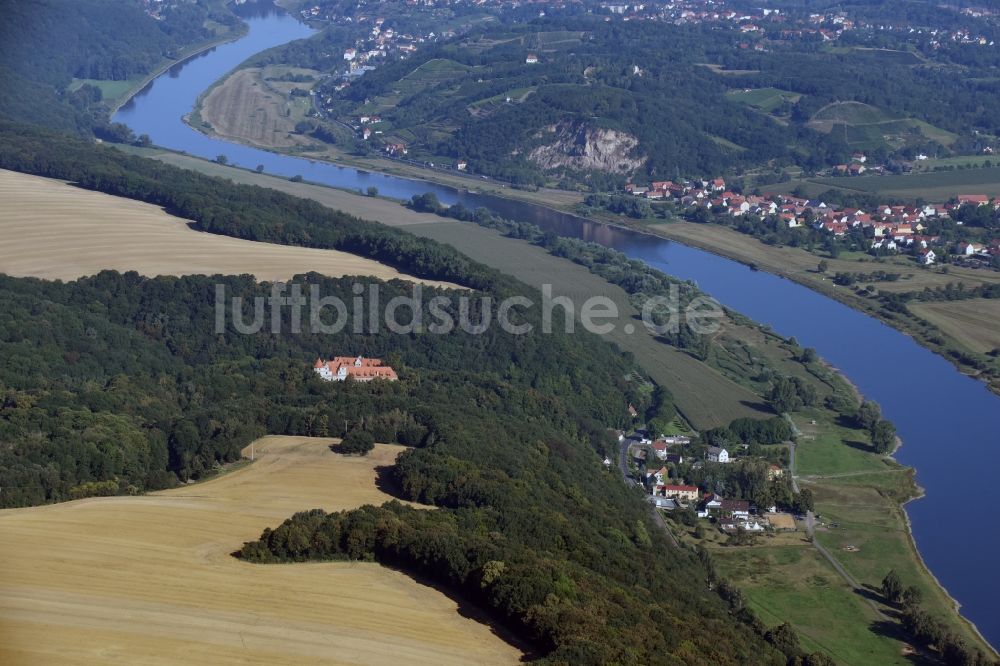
0 125 819 663
0 0 239 136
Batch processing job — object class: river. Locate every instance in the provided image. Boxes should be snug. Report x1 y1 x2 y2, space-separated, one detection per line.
115 4 1000 650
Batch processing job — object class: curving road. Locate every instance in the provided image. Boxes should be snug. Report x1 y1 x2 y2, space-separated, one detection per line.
618 439 678 548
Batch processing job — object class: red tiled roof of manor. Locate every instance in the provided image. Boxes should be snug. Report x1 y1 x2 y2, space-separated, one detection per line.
314 355 398 381
329 356 385 367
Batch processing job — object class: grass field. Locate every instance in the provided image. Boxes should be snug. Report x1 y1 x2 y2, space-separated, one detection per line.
0 169 451 286
704 404 995 662
196 67 314 149
395 59 470 95
802 166 1000 200
794 409 991 655
811 101 892 127
913 155 998 171
0 436 522 665
909 299 1000 353
807 102 957 151
712 544 910 664
726 87 801 113
698 63 761 76
841 47 923 66
69 77 143 103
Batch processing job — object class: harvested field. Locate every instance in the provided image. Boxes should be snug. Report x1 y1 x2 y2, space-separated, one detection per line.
0 169 452 286
909 298 1000 353
197 67 311 149
0 436 522 665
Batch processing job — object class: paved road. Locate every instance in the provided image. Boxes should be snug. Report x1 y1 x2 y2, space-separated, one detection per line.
618 440 678 548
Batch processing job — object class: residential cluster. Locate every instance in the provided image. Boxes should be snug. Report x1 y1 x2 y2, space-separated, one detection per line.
618 429 795 534
596 0 997 48
625 178 1000 266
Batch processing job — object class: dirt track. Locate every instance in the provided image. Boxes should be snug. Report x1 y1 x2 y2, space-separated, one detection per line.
0 437 521 665
0 169 453 286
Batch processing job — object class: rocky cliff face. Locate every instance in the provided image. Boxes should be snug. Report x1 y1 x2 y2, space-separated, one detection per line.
528 121 644 174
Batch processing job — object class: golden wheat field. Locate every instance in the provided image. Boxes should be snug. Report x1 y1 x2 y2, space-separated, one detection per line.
0 169 453 286
0 437 522 665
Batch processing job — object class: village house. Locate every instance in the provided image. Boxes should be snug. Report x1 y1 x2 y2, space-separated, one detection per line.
656 484 700 502
706 446 730 463
646 466 669 485
957 241 985 256
525 53 539 64
697 493 723 518
721 499 751 520
918 248 937 265
314 356 398 382
650 441 670 459
958 194 990 207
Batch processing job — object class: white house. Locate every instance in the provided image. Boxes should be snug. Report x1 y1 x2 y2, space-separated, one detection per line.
646 466 669 485
918 249 937 265
697 493 723 518
706 446 730 463
957 241 984 256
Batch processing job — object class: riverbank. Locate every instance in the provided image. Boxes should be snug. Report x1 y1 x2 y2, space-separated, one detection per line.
105 8 1000 646
179 80 1000 399
107 24 248 115
181 65 585 211
630 219 1000 396
104 144 996 658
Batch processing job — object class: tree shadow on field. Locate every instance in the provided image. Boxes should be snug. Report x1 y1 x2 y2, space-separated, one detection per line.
739 399 776 416
843 439 875 454
373 464 409 501
869 620 936 665
401 566 541 662
857 583 889 607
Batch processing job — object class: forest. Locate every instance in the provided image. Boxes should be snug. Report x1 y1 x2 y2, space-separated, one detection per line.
0 0 239 136
0 209 796 664
0 121 849 662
